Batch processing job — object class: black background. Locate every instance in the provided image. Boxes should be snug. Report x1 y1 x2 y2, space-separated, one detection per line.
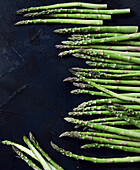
0 0 140 169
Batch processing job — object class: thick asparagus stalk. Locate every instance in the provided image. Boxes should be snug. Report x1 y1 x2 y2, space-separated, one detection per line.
15 19 103 26
24 8 130 16
57 44 140 52
60 131 140 147
51 142 140 163
81 143 140 153
24 13 111 20
17 2 107 14
12 146 41 170
64 117 140 139
29 132 63 170
54 26 138 34
62 32 140 45
114 41 140 46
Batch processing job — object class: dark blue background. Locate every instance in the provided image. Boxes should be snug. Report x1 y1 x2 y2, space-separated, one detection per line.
0 0 140 169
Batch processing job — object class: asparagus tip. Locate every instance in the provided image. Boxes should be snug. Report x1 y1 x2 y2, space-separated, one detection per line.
55 45 65 49
59 132 69 138
63 77 75 82
64 117 73 122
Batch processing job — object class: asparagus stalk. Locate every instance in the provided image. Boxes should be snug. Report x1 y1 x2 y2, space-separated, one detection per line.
60 131 140 147
69 33 124 40
60 131 140 142
81 143 140 153
17 2 107 14
23 136 52 170
29 132 63 170
54 26 138 34
24 8 130 16
114 41 140 46
102 120 137 126
51 142 140 163
71 67 140 74
12 146 41 170
15 19 103 26
64 117 140 139
87 61 140 70
24 13 111 20
57 44 140 52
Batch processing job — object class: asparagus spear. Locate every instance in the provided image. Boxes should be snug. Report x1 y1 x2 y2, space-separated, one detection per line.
60 131 140 147
62 32 140 45
12 146 41 170
64 117 140 139
114 41 140 46
24 13 111 20
60 131 140 142
51 142 140 163
69 33 124 40
17 2 107 14
54 26 138 34
15 19 103 26
29 132 63 170
81 143 140 153
71 67 140 74
57 44 140 52
24 8 130 16
23 136 52 170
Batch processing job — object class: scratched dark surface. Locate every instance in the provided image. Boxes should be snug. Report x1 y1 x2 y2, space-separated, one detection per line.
0 0 140 169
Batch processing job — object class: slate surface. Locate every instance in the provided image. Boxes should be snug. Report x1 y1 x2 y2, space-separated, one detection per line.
0 0 140 169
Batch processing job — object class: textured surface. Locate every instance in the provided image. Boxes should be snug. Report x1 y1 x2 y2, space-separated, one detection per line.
0 0 140 169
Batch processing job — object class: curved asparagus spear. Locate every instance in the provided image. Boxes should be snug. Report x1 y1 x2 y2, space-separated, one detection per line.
24 8 130 16
81 143 140 153
60 131 140 147
51 142 140 163
15 19 103 26
64 117 140 139
12 146 41 170
24 13 111 20
57 44 140 52
29 132 63 170
54 26 138 34
17 2 107 14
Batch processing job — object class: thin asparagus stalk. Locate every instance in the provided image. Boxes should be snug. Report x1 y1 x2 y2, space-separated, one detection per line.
24 8 130 16
17 2 107 14
51 142 140 163
57 44 140 52
23 136 52 170
24 13 111 20
54 26 138 34
102 120 136 126
62 32 140 45
73 82 140 92
15 19 103 26
81 143 140 153
60 131 140 142
86 61 140 70
59 49 140 65
12 146 41 170
114 41 140 46
60 131 140 147
68 110 129 116
106 106 140 128
69 33 124 40
71 67 140 74
29 132 63 170
64 117 140 139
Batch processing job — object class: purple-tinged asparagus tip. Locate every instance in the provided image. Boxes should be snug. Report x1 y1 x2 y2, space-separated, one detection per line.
55 45 65 49
59 132 69 138
63 77 76 82
71 67 82 71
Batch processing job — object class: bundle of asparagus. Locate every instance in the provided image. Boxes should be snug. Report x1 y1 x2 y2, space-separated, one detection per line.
15 2 131 25
2 132 63 170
